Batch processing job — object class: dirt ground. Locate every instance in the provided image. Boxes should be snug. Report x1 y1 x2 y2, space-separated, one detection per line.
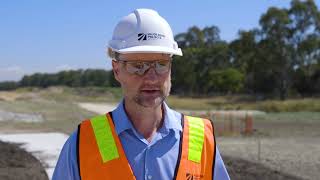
79 103 320 179
224 156 302 180
0 96 319 180
0 139 302 180
217 118 320 180
0 141 48 180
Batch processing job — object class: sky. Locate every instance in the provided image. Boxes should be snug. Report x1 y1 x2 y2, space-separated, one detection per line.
1 0 319 82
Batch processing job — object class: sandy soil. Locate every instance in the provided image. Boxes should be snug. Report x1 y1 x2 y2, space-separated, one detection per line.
0 91 38 101
77 102 117 114
0 91 21 101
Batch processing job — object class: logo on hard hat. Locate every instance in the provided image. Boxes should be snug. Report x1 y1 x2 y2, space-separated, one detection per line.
138 33 166 41
138 33 147 41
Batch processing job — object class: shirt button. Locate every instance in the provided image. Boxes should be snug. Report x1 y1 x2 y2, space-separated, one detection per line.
148 175 152 179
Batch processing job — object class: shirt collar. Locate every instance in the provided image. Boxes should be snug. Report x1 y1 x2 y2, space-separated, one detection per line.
111 99 182 136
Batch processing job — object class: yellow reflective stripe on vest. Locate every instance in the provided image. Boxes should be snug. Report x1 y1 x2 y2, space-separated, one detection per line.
187 116 205 163
91 115 119 163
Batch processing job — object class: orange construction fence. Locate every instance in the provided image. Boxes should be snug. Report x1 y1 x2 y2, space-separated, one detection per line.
185 110 254 135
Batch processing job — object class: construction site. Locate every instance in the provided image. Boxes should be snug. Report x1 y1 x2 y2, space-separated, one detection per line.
2 1 320 179
0 87 319 180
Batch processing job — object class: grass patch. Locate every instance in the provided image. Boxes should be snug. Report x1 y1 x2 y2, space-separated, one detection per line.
0 98 96 134
7 87 320 112
0 86 124 134
37 86 122 103
1 87 319 137
255 99 320 112
254 111 320 122
167 95 320 112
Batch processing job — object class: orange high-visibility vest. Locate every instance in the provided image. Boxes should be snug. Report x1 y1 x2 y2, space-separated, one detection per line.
77 112 216 180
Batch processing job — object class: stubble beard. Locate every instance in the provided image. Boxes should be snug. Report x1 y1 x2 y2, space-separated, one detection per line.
134 81 171 108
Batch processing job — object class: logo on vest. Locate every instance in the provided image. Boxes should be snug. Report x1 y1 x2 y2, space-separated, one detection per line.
186 173 203 180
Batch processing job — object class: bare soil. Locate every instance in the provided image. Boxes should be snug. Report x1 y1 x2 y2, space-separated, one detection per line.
224 156 302 180
0 141 48 180
0 139 302 180
217 120 320 180
0 99 318 179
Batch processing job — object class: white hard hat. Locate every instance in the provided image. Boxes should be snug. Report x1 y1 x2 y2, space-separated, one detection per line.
108 8 182 56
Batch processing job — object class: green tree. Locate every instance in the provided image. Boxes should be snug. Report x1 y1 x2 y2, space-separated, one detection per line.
259 7 292 100
175 25 221 49
208 68 244 94
0 81 18 90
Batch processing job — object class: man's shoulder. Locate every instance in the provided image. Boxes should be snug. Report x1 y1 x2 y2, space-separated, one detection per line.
67 129 79 146
78 114 110 126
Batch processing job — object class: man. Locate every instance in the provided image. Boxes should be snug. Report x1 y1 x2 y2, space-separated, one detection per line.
53 8 230 180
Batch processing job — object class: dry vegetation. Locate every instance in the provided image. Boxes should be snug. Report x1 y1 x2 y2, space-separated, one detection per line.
167 95 320 112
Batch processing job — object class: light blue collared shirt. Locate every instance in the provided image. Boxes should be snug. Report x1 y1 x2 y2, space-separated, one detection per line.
52 100 230 180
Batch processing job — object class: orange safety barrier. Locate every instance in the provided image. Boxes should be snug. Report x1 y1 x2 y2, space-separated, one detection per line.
183 111 254 135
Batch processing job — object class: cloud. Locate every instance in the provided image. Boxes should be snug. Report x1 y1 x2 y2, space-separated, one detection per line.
0 66 25 81
0 66 23 73
55 64 77 71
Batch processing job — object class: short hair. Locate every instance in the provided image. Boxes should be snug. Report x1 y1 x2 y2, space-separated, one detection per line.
107 48 120 61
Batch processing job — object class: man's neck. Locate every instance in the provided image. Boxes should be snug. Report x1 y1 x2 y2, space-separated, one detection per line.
124 100 164 142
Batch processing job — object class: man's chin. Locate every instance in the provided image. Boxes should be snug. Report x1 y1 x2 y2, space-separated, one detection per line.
135 97 165 108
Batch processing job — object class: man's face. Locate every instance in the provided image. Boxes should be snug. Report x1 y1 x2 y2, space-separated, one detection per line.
112 53 172 108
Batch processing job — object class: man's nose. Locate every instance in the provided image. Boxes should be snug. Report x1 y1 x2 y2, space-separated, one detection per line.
143 65 158 79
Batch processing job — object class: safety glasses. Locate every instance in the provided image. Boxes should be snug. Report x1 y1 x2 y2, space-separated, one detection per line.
117 59 172 76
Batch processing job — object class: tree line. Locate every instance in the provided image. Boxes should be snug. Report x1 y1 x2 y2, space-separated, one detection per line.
1 0 320 100
172 0 320 99
0 69 119 90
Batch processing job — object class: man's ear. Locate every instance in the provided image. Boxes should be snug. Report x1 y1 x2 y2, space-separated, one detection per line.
112 60 121 82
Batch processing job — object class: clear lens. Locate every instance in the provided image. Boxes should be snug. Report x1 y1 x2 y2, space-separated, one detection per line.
122 60 171 75
126 62 148 75
155 60 171 74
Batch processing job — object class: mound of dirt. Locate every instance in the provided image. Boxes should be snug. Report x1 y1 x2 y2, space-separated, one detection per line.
0 141 48 180
224 156 303 180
